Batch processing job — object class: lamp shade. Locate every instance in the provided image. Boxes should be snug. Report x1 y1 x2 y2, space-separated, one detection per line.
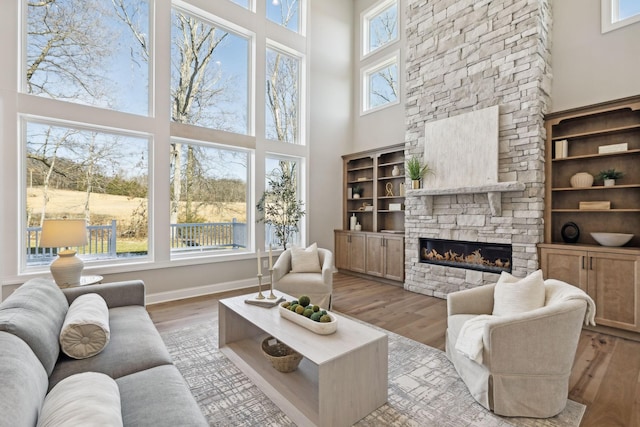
40 219 88 248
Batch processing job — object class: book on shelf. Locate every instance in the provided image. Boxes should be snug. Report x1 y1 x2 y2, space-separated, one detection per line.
244 294 285 308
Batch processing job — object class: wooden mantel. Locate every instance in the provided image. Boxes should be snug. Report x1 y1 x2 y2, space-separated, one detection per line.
406 181 526 216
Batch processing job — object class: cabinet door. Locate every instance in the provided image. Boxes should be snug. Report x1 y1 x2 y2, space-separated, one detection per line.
539 247 588 293
349 233 367 273
589 253 640 332
366 235 384 278
334 231 350 270
383 236 404 281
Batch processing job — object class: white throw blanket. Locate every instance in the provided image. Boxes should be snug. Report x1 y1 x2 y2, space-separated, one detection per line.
454 314 497 364
455 280 597 364
544 279 596 326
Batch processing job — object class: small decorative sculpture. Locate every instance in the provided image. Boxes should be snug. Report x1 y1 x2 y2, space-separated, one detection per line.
386 182 394 197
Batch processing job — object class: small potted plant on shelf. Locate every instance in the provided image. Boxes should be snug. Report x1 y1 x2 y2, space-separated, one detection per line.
406 156 433 189
597 169 624 187
352 184 364 199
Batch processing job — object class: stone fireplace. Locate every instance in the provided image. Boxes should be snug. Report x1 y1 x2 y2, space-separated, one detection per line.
404 0 551 298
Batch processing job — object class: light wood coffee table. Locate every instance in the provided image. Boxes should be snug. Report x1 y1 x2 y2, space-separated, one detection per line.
218 292 388 427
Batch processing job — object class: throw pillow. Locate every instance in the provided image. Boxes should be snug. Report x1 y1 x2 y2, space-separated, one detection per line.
37 372 122 427
290 243 322 273
492 269 546 316
60 293 110 359
0 278 69 376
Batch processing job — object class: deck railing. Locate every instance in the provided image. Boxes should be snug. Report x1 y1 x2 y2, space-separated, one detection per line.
27 219 257 264
26 220 118 264
170 219 246 251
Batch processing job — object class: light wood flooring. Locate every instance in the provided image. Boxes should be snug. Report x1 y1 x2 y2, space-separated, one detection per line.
147 272 640 427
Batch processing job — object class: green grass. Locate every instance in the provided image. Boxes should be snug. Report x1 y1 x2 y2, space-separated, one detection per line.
116 239 148 254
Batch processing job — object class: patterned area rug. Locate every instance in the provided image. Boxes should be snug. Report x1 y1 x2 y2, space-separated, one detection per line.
160 318 585 427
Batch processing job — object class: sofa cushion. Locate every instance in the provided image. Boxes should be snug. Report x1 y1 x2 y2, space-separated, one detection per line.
290 243 322 273
0 278 69 375
48 305 173 390
492 269 545 317
60 293 110 359
116 365 207 426
37 372 122 427
0 331 49 427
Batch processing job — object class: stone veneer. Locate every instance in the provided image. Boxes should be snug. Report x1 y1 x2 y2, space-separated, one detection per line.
404 0 552 298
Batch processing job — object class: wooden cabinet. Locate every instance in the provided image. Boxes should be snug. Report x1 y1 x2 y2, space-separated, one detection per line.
335 231 366 274
365 234 404 282
336 145 406 284
540 96 640 338
540 244 640 333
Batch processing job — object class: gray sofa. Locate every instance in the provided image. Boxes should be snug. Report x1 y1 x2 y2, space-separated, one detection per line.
0 278 207 427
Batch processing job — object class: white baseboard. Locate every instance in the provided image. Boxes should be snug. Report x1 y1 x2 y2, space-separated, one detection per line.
145 277 264 305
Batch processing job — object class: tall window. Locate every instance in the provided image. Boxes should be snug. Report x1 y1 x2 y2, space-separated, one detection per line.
171 8 250 134
360 0 401 115
16 0 307 274
25 0 150 115
169 141 249 257
25 120 149 266
261 157 304 249
265 46 301 144
362 0 398 57
362 53 399 113
602 0 640 32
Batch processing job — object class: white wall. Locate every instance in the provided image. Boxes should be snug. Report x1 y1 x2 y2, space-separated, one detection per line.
551 0 640 111
308 0 353 250
351 0 406 153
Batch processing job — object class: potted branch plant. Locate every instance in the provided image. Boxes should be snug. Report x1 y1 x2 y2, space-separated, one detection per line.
597 169 624 187
406 156 433 189
257 162 305 249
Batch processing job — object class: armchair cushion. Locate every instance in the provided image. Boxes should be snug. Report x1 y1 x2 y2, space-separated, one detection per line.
492 269 545 316
290 243 322 273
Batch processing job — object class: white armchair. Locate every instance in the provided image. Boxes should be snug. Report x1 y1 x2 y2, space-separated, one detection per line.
272 247 333 309
446 279 593 418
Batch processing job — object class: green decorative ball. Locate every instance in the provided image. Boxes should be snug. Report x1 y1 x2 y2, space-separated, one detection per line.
303 308 314 318
319 314 331 323
298 295 311 307
312 305 320 312
310 312 322 322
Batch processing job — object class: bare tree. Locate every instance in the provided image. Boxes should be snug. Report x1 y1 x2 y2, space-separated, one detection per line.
26 0 117 103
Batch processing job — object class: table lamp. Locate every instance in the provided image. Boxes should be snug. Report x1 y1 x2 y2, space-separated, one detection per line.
39 219 88 287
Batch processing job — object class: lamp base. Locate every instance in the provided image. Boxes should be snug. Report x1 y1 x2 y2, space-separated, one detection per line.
50 250 84 287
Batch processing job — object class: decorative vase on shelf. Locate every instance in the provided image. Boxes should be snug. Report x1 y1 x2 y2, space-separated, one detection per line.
350 214 357 230
569 172 594 188
604 179 615 187
353 193 360 199
392 165 400 176
411 179 420 189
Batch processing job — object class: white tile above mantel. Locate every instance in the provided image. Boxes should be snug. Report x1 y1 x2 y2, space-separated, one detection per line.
406 181 526 216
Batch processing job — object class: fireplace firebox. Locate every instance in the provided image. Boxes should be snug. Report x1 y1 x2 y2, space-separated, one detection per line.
419 238 512 274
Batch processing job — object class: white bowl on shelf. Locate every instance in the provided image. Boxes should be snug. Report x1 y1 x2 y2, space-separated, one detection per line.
590 232 634 247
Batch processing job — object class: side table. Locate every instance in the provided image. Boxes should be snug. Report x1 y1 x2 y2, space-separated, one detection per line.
59 275 104 288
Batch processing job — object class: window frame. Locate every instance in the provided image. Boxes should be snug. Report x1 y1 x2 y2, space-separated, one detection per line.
602 0 640 33
20 115 154 272
9 0 308 279
361 0 399 59
168 137 253 260
263 153 306 249
264 40 305 145
360 50 400 116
